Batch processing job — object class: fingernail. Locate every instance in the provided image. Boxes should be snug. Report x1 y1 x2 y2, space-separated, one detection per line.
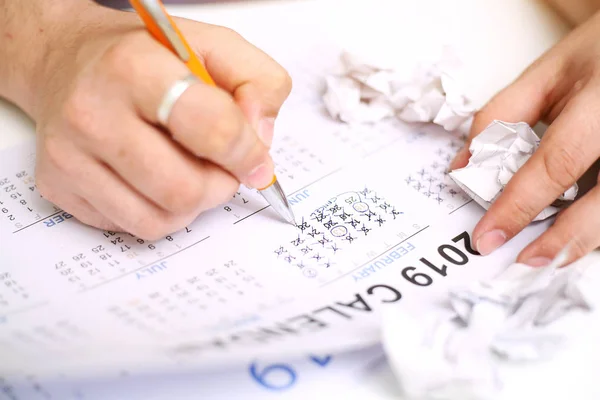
523 256 552 267
246 163 273 189
475 229 507 256
257 117 275 147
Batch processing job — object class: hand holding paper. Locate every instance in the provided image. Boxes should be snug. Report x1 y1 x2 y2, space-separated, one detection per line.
450 11 600 266
449 121 578 222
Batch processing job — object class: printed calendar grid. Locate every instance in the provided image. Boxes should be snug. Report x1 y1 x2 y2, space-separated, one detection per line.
0 41 480 388
320 224 430 287
272 187 407 279
79 235 211 292
234 122 415 227
11 209 64 234
102 260 295 337
0 120 472 321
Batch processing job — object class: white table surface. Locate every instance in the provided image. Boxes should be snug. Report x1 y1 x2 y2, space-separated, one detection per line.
2 1 600 398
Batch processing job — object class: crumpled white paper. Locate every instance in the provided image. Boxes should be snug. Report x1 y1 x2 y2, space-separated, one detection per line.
449 120 578 221
381 246 592 400
322 47 476 131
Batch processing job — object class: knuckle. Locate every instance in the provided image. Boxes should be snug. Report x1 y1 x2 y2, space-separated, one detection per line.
193 166 238 210
161 179 206 213
509 197 540 229
101 36 141 81
542 145 583 191
212 182 238 209
61 91 108 144
62 90 95 135
204 108 245 159
214 25 243 41
42 136 74 175
271 67 293 97
130 215 169 241
222 185 238 204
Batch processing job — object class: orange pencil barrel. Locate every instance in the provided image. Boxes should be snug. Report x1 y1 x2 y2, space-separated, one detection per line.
128 0 216 86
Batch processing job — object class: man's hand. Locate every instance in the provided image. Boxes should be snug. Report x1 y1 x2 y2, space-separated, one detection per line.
450 10 600 266
0 0 291 240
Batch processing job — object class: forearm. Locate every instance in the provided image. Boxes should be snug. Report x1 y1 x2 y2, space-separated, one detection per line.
545 0 600 25
0 0 92 117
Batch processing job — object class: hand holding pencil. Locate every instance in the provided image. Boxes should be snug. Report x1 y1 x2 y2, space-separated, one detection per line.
129 0 296 225
5 0 292 239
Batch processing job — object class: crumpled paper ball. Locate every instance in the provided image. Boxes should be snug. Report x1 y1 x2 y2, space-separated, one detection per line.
322 47 476 131
380 247 592 400
449 120 578 221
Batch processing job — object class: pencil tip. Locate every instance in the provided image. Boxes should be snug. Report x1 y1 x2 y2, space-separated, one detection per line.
286 211 297 226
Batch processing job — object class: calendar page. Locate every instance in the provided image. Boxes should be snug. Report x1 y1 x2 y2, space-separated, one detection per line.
0 36 552 387
0 119 550 380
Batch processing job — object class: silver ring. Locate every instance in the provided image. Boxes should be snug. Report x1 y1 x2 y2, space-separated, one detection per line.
157 73 199 126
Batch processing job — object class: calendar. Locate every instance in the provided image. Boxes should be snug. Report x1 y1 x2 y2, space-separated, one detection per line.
0 29 553 399
0 118 550 383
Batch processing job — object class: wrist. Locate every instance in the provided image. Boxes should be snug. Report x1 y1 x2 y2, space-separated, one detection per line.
0 0 97 118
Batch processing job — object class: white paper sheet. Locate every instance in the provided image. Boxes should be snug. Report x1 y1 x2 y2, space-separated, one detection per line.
449 120 578 220
0 113 554 381
1 344 391 400
0 38 555 400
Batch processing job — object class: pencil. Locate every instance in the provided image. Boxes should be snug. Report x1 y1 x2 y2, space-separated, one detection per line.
128 0 296 225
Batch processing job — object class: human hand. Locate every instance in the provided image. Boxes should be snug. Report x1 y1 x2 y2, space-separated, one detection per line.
450 10 600 266
24 2 291 240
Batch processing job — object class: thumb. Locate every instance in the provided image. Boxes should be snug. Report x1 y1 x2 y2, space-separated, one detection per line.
449 58 562 170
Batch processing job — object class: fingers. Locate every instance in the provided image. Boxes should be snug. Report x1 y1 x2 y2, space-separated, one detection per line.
39 125 237 239
54 193 122 232
36 185 121 232
73 152 192 241
471 86 600 256
516 184 600 266
41 135 204 240
166 81 275 189
449 52 565 171
110 32 274 189
35 144 122 232
86 115 238 215
183 22 293 146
